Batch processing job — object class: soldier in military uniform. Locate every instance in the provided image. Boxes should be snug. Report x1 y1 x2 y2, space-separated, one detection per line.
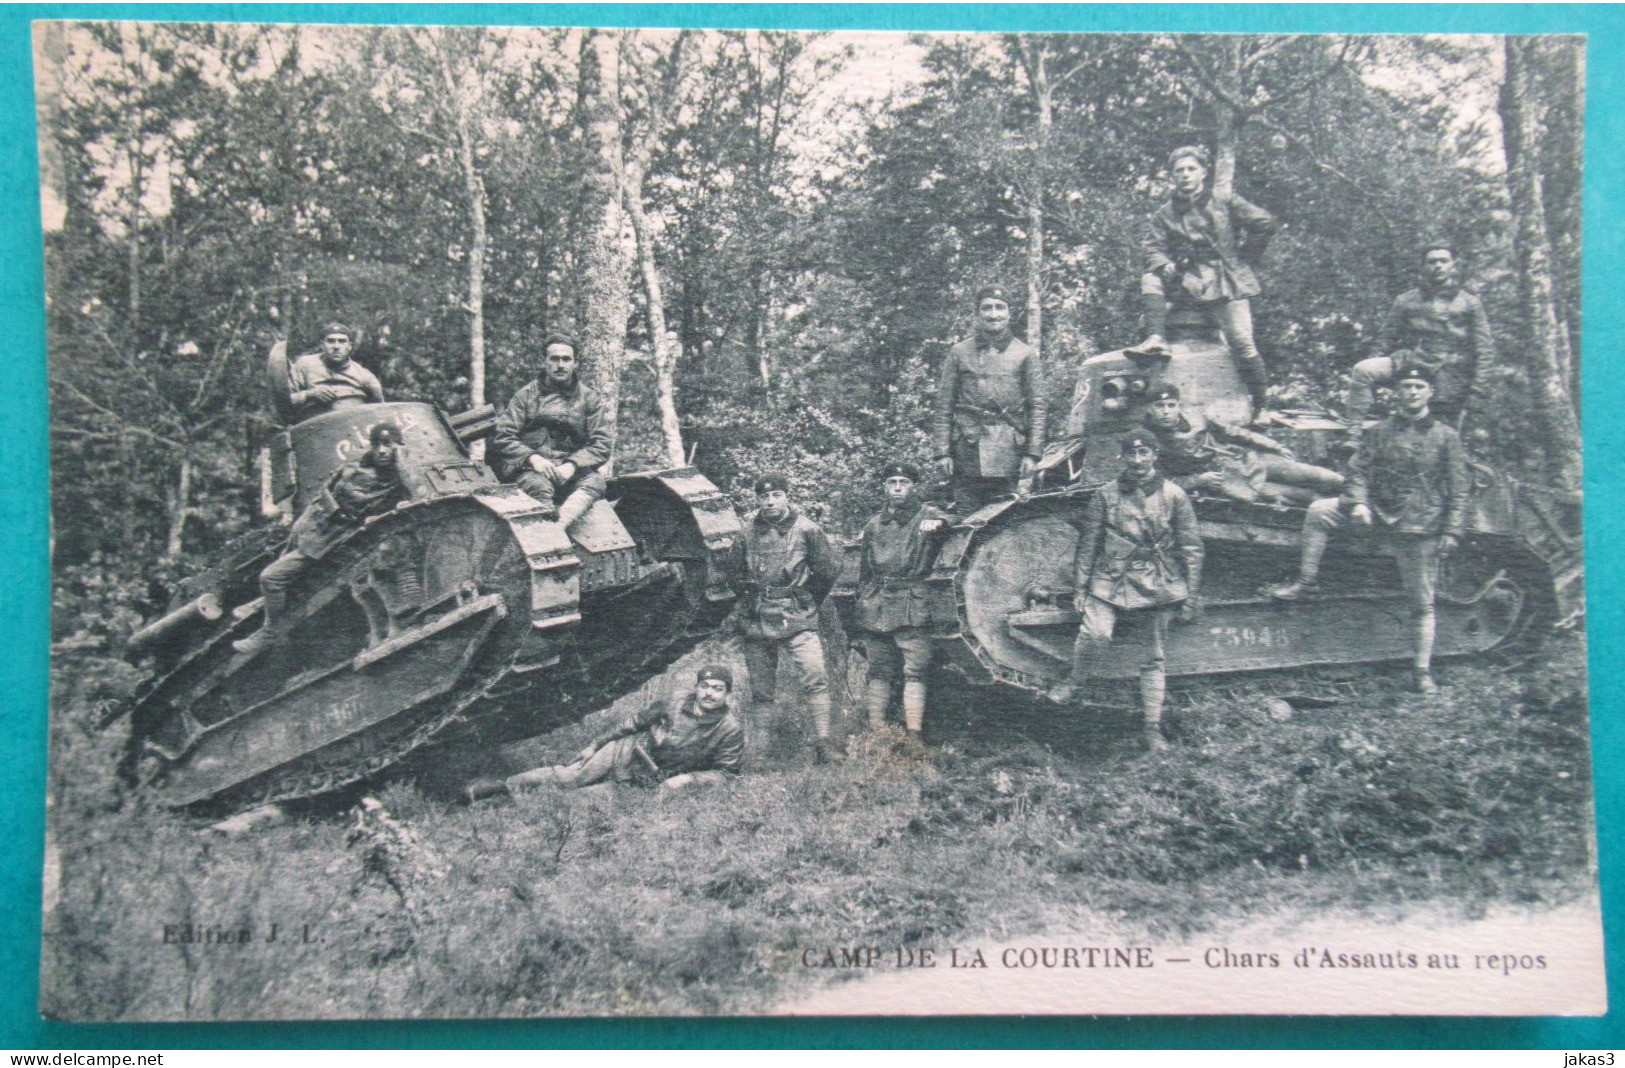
932 285 1047 514
852 463 950 746
1345 243 1495 434
469 665 745 798
1048 430 1204 751
1142 383 1344 505
233 422 407 655
1129 145 1279 414
491 335 615 528
280 321 385 425
1270 366 1469 694
725 474 841 763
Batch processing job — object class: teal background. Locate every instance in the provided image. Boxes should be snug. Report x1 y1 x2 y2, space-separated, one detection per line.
1 3 1619 1049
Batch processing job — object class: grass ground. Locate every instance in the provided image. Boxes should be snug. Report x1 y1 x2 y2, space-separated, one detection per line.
39 633 1596 1020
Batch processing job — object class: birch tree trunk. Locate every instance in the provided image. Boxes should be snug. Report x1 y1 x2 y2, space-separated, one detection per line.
627 161 685 465
576 30 632 467
1501 35 1583 490
164 440 193 559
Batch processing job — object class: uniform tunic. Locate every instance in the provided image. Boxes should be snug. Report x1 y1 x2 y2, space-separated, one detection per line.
932 332 1047 481
259 453 405 604
1144 411 1343 503
491 378 615 483
728 508 837 641
1144 190 1278 304
1074 472 1203 610
1376 284 1496 413
854 499 948 634
285 352 384 424
593 694 746 780
1346 412 1470 538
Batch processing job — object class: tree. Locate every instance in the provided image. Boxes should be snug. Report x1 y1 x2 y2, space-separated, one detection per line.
1500 35 1583 489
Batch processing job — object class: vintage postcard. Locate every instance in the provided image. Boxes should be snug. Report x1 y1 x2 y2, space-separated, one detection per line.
35 20 1605 1020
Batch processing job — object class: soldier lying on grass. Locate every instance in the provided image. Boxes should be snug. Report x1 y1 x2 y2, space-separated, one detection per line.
465 665 746 800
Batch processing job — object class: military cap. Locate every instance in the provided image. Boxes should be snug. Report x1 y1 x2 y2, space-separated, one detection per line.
1419 240 1456 262
543 333 579 355
321 321 356 341
1394 362 1436 388
1167 144 1211 171
1148 382 1181 402
881 461 920 483
974 284 1012 306
753 473 789 495
696 664 734 692
1120 429 1160 453
368 421 403 446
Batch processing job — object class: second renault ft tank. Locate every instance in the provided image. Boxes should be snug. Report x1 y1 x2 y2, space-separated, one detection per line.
837 312 1582 704
121 399 740 813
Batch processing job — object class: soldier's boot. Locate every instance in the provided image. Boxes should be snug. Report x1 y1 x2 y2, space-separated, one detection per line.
1268 527 1329 601
808 692 841 763
1126 291 1170 358
1235 353 1272 420
232 588 292 655
865 679 892 731
557 488 594 530
1048 632 1105 705
1413 608 1438 695
463 777 510 803
1140 667 1169 753
505 766 563 793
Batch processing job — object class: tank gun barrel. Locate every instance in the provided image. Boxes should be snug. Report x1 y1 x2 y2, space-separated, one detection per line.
126 592 224 659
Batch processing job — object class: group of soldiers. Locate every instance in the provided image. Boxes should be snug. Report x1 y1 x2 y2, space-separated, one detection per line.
232 140 1491 789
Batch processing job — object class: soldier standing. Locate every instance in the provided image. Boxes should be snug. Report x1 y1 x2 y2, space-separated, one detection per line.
232 422 407 656
1270 366 1469 694
726 474 841 763
1129 145 1278 415
1048 430 1204 752
469 665 746 798
279 321 385 425
852 463 950 748
932 285 1047 514
1142 383 1344 506
491 335 615 528
1344 243 1495 436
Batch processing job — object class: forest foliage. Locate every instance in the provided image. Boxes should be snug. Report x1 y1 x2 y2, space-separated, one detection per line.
37 25 1585 643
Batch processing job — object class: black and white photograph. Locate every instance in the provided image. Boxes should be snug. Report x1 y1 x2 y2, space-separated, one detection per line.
35 20 1604 1019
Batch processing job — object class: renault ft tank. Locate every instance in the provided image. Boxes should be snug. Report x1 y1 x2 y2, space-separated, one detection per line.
837 315 1582 705
121 400 740 812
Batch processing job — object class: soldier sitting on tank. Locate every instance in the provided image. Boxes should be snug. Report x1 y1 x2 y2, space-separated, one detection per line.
1142 383 1344 506
852 462 951 752
725 474 841 764
282 321 385 425
1344 243 1494 442
232 422 407 656
1127 145 1279 416
491 335 615 528
1269 365 1469 695
932 284 1046 514
466 665 746 800
1048 430 1204 753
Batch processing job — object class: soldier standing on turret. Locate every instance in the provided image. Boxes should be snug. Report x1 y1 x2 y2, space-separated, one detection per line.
725 474 841 763
851 463 950 750
1129 145 1278 415
933 285 1047 514
1270 365 1469 694
1049 430 1204 752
